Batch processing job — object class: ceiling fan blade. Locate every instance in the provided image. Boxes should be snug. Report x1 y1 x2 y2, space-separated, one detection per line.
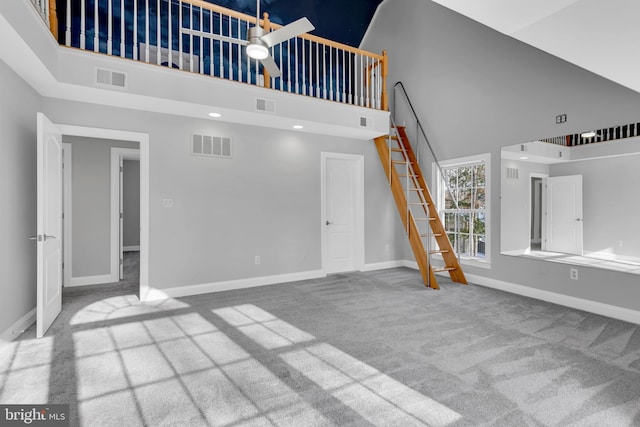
260 55 282 78
261 17 315 47
181 28 249 45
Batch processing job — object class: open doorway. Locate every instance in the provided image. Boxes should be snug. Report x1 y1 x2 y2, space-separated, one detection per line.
530 175 544 250
37 117 150 336
61 137 140 288
56 123 149 298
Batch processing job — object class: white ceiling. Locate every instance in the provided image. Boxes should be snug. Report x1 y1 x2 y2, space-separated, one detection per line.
431 0 640 94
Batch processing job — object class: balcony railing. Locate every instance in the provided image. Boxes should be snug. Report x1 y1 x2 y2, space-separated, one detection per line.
46 0 387 110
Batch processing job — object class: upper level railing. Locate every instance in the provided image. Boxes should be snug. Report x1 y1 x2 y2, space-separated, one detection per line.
40 0 387 110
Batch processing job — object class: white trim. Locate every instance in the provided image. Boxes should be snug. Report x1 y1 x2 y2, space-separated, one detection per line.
434 152 491 264
321 152 365 274
56 124 150 300
463 273 640 325
123 246 140 252
68 274 117 287
403 260 640 324
361 261 407 272
111 147 140 281
141 270 327 301
62 142 72 287
0 309 36 343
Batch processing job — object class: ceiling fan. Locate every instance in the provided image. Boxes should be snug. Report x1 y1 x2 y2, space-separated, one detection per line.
182 0 315 78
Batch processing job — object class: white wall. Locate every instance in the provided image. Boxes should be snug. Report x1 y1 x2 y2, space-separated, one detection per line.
0 59 41 337
362 0 640 312
63 136 139 278
43 98 405 291
550 154 640 261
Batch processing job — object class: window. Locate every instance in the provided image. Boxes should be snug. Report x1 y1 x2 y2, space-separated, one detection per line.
435 154 490 265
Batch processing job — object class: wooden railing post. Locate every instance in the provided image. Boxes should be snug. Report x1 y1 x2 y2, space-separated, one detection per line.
48 0 58 40
262 12 271 88
381 50 388 111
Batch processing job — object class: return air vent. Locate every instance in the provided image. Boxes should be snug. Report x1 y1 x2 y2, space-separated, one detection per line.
191 134 232 158
94 67 127 89
256 98 276 114
505 167 519 180
360 117 368 127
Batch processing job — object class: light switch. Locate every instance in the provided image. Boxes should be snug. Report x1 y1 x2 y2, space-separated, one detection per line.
162 198 174 208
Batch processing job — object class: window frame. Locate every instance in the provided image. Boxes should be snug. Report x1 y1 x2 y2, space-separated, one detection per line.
433 153 491 268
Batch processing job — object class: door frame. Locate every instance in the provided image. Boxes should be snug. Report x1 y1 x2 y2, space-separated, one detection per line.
111 148 141 280
57 123 150 299
320 152 365 274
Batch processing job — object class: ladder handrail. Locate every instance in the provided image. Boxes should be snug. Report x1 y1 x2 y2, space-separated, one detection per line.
393 81 462 259
389 115 433 288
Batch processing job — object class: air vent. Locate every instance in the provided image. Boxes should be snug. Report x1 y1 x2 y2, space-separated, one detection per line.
360 117 369 127
505 167 519 180
95 68 127 88
256 98 276 114
94 67 128 89
191 134 232 158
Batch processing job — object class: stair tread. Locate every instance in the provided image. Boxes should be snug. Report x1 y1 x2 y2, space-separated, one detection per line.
429 249 450 254
434 267 456 272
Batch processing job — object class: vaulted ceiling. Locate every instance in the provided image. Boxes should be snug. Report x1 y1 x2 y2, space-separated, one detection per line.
431 0 640 94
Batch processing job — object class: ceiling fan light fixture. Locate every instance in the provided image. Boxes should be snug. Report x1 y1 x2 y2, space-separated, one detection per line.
246 43 269 60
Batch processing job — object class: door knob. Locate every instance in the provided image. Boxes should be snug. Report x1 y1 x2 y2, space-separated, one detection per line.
44 235 57 240
326 221 332 225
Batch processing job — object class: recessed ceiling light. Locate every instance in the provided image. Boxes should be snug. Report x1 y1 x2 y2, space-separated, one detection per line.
519 156 529 160
293 125 304 129
208 112 222 118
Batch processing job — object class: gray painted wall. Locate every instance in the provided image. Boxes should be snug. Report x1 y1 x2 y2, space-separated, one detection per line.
362 0 640 311
43 99 404 290
0 60 41 335
550 154 640 261
63 136 139 278
123 160 140 248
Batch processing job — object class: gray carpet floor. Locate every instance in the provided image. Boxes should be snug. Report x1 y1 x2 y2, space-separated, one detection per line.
1 254 640 426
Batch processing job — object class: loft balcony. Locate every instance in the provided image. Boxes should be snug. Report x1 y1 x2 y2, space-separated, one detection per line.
20 0 389 138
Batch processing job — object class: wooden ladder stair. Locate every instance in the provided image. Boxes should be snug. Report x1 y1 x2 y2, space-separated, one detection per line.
374 125 467 289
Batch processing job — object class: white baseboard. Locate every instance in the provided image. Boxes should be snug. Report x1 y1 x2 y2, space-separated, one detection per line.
361 260 406 272
464 273 640 325
1 308 36 343
123 246 140 252
402 259 640 325
68 273 118 287
141 269 327 301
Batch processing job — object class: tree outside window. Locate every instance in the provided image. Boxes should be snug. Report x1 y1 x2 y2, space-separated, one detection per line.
441 162 486 259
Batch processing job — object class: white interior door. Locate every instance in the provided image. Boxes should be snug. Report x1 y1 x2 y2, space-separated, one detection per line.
36 113 63 338
544 175 583 255
323 156 363 274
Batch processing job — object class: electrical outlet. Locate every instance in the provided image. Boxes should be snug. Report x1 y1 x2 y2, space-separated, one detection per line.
570 268 578 280
255 256 261 265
